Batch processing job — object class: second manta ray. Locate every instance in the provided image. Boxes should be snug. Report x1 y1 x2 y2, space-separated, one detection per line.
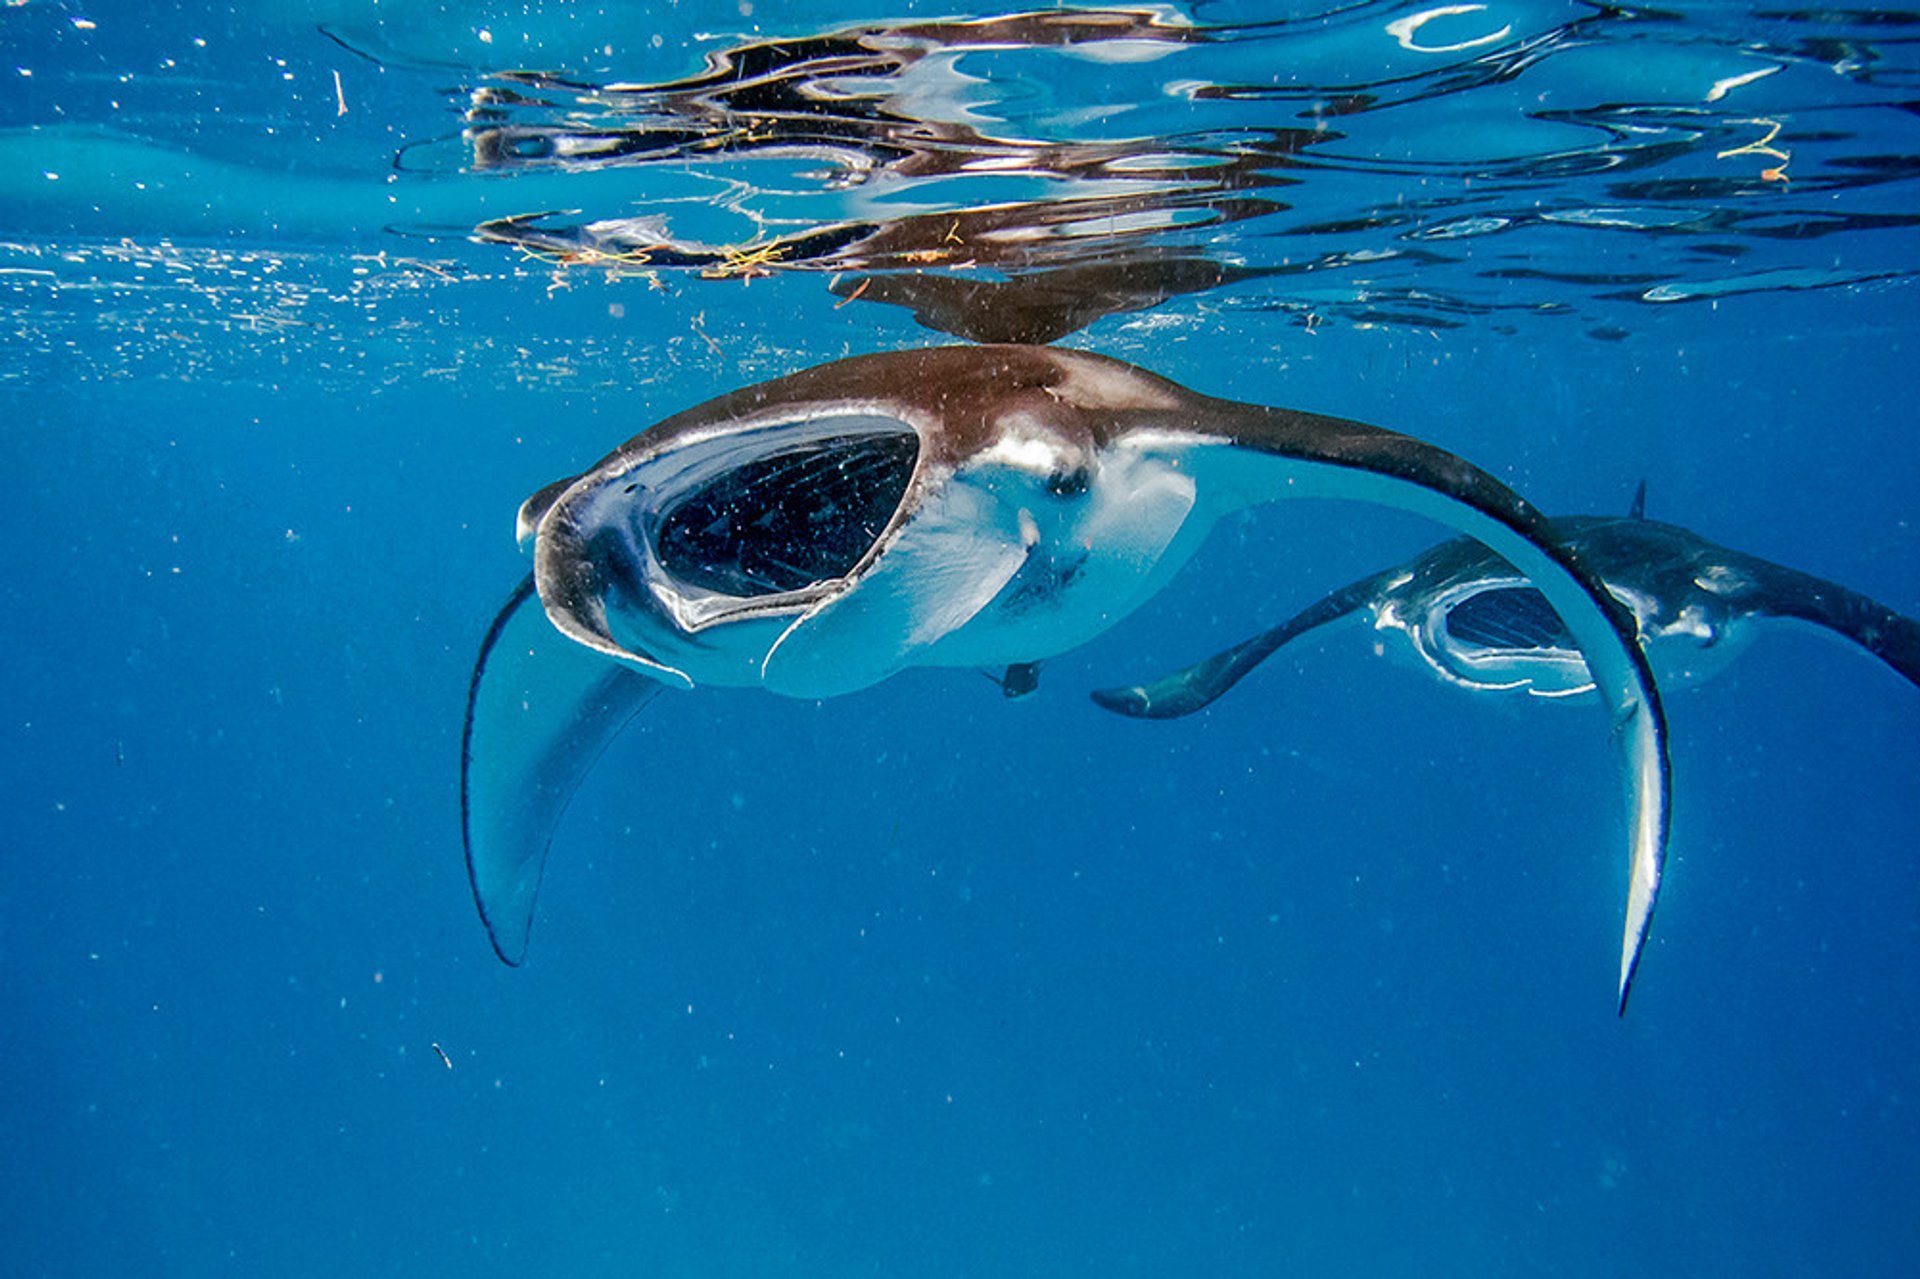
463 345 1671 1010
1090 486 1920 716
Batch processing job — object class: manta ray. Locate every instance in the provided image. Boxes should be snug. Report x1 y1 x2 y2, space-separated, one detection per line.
462 345 1672 1010
1090 484 1920 717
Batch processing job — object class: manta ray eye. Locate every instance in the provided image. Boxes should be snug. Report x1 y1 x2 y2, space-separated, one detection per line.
652 427 920 597
1444 585 1574 652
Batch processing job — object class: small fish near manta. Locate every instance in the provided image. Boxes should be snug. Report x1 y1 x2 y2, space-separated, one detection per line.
1090 484 1920 717
462 344 1672 1012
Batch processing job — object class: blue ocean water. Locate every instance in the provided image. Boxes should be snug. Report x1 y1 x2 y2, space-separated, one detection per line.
2 2 1916 1275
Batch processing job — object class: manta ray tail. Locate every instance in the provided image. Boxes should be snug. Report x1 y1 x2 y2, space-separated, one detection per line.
462 575 661 964
1089 570 1394 718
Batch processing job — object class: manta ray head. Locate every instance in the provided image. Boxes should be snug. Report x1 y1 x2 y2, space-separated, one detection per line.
519 409 925 690
1393 567 1739 698
513 348 1203 698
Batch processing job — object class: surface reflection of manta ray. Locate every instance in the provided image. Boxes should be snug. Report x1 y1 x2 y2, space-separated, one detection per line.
463 345 1671 1012
1091 485 1920 717
457 9 1317 341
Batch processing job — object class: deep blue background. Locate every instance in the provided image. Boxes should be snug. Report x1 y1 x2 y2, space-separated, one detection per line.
2 3 1917 1276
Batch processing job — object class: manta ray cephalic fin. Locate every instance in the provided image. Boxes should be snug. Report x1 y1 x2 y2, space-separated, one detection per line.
462 575 662 964
760 478 1033 698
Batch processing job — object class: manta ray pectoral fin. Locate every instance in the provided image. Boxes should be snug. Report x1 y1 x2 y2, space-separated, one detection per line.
760 480 1030 699
1612 689 1664 1011
1159 407 1671 1012
462 576 662 964
1749 560 1920 692
1090 571 1391 719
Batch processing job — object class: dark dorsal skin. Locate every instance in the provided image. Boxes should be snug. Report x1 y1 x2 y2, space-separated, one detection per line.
827 256 1267 345
466 344 1671 1011
1743 560 1920 684
1091 514 1920 719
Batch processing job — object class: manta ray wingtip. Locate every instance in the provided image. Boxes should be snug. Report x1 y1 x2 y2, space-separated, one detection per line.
475 898 532 968
1616 817 1664 1017
1617 931 1651 1016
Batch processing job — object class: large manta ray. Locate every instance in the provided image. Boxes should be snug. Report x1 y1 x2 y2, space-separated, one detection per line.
462 345 1672 1011
1090 485 1920 716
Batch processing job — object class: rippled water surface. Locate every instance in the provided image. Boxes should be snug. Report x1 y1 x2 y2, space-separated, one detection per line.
3 3 1916 1277
6 0 1918 382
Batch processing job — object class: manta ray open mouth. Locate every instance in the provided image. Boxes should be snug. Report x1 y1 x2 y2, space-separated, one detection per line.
644 419 921 601
1444 584 1574 653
